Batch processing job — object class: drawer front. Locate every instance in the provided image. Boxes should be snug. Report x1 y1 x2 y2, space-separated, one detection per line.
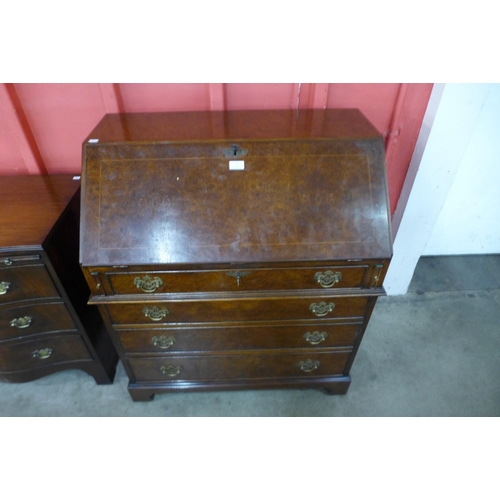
0 335 92 373
0 303 77 342
106 296 369 325
0 265 60 304
104 265 368 295
117 322 361 353
0 254 41 269
127 351 351 382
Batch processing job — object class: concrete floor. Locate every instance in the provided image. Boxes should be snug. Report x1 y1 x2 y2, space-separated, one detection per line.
1 255 499 416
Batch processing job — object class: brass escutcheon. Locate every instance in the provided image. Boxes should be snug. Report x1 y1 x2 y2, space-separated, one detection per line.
299 359 320 372
10 316 32 328
152 335 176 349
315 270 342 288
304 331 328 345
32 348 53 359
160 364 181 377
309 302 335 317
223 144 248 158
0 281 11 295
134 275 163 293
143 306 169 321
227 270 251 286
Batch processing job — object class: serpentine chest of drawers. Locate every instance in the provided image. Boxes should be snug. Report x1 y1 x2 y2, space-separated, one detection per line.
0 175 118 385
79 109 393 401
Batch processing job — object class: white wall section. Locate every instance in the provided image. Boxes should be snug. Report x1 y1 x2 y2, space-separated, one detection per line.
384 84 494 295
423 85 500 255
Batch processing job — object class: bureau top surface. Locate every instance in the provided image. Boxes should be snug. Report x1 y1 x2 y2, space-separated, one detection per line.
0 175 79 249
84 109 381 144
80 109 392 266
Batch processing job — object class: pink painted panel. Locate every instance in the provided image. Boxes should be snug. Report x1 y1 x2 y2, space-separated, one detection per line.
297 83 330 109
384 83 434 212
226 84 298 109
327 83 401 133
0 83 47 175
118 83 211 112
0 111 27 175
14 84 106 174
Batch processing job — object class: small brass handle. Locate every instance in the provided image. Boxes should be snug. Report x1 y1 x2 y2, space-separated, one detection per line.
315 270 342 288
10 316 32 328
143 306 169 321
309 302 335 317
32 348 53 359
0 281 11 295
160 364 181 377
152 335 176 349
299 359 320 372
4 258 13 266
134 275 163 293
304 331 328 345
372 264 384 287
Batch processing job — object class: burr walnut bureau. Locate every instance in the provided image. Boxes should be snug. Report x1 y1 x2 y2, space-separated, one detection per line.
79 109 393 401
0 175 118 385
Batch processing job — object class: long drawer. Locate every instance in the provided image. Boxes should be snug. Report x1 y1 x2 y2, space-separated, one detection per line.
0 335 92 373
127 350 351 382
0 264 60 304
100 264 370 295
106 296 369 325
0 303 77 342
116 322 361 353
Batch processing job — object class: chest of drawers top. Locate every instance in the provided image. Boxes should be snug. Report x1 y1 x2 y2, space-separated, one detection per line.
0 175 79 251
79 109 392 269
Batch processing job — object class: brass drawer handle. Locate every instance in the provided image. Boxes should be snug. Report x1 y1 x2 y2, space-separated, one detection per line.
372 264 384 287
143 306 169 321
4 258 13 266
32 348 53 359
134 275 163 293
160 364 181 377
299 359 320 372
0 281 11 295
227 270 251 286
152 335 176 349
309 302 335 317
315 270 342 288
10 316 32 328
304 331 328 345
